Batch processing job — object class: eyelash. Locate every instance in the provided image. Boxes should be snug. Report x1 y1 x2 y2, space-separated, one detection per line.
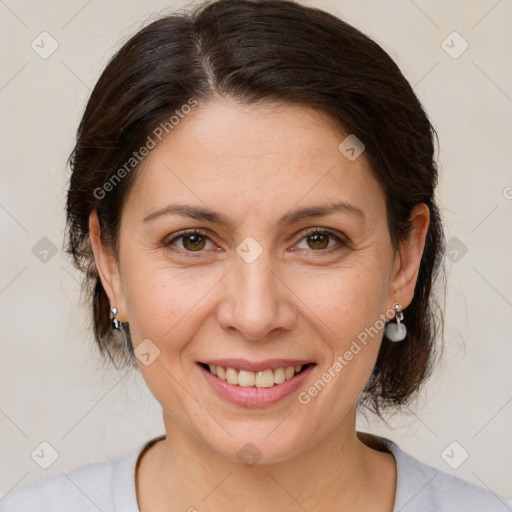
163 227 348 256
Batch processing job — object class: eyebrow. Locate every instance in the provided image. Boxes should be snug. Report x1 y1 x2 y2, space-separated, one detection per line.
142 201 366 228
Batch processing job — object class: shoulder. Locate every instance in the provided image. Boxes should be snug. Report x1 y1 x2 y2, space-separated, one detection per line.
0 440 149 512
377 436 512 512
0 459 115 512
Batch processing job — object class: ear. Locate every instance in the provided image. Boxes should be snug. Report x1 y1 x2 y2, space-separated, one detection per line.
387 203 430 311
89 211 127 322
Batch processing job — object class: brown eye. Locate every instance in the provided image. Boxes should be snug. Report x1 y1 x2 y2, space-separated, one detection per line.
181 233 206 251
306 232 330 250
295 228 347 253
164 229 214 253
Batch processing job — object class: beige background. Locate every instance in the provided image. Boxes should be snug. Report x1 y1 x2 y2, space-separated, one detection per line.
1 0 511 502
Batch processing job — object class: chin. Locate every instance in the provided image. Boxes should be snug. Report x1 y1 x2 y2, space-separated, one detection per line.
199 424 314 467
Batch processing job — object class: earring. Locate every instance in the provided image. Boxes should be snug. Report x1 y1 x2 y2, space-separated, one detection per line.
110 306 123 330
384 303 407 342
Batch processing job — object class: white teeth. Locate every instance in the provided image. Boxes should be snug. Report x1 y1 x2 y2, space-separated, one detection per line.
204 364 307 388
226 367 238 385
274 367 285 384
238 370 256 387
255 369 274 388
216 366 226 381
284 366 295 379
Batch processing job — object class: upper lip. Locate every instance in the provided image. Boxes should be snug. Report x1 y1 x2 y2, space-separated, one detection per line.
198 359 315 372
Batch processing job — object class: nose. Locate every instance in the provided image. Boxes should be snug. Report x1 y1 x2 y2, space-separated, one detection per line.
216 250 296 341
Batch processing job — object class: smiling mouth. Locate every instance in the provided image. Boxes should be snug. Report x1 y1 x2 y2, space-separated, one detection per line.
197 362 316 388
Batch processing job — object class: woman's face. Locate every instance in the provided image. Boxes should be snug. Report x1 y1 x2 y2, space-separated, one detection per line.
93 98 428 463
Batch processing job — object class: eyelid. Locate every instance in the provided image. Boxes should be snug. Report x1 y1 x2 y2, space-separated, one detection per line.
293 227 348 251
299 227 345 240
163 227 348 253
163 228 213 249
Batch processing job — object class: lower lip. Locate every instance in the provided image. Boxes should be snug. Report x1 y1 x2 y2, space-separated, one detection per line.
196 363 316 408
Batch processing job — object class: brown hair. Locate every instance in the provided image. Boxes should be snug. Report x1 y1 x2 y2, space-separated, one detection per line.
65 0 446 417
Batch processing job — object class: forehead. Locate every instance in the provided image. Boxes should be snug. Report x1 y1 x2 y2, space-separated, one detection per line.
124 98 385 227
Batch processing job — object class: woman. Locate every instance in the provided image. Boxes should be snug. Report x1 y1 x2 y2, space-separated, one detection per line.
1 0 510 510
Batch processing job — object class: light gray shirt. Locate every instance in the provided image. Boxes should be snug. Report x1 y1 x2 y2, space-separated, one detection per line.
1 434 511 511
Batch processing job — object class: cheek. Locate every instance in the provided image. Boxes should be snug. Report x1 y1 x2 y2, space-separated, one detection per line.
290 262 388 403
121 256 225 346
292 260 389 343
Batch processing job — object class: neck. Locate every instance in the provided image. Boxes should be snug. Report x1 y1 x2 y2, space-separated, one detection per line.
136 407 396 511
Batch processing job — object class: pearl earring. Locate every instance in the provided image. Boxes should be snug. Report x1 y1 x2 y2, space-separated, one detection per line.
384 303 407 342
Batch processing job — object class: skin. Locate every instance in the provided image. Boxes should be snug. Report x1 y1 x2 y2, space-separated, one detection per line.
90 97 430 512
